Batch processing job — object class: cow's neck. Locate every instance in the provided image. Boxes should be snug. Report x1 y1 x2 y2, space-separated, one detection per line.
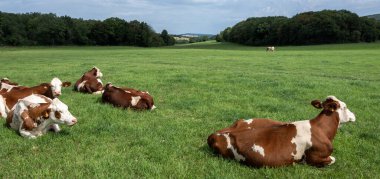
30 84 53 98
310 111 340 141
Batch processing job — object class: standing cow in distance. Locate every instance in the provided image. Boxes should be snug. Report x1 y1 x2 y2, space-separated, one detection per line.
207 96 356 168
74 67 104 94
102 83 156 111
266 46 275 52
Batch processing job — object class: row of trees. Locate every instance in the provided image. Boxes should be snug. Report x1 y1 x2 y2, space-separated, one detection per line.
0 12 175 47
217 10 380 46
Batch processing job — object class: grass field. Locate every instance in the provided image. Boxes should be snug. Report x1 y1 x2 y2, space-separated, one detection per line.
0 41 379 178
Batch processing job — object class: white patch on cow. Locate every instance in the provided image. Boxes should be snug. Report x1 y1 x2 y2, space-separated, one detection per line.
252 144 265 157
92 91 103 95
151 105 157 111
0 95 7 118
94 66 103 78
2 77 9 81
1 82 15 91
244 119 253 124
223 133 246 162
21 94 49 105
290 120 312 160
77 80 87 91
131 96 141 106
328 156 336 165
97 78 103 84
125 90 131 93
19 129 37 139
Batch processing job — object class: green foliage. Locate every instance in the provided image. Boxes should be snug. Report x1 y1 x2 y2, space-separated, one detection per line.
0 42 379 177
221 10 380 46
0 12 175 47
160 29 175 46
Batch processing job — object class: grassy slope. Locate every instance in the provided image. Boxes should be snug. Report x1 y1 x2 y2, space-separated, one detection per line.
0 42 379 177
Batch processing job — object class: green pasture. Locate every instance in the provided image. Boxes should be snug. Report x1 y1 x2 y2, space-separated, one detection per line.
0 41 379 178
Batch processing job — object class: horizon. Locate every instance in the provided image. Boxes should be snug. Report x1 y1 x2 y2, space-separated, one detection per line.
1 0 379 34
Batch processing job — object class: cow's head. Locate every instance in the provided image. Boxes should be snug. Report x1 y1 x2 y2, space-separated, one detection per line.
45 98 77 126
92 67 103 78
104 82 115 92
50 77 71 97
311 96 356 124
1 77 19 85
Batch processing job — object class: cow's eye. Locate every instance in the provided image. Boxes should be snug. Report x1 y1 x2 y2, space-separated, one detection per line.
54 111 61 119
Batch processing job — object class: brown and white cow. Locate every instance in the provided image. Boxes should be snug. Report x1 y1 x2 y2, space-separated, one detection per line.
102 83 156 110
0 77 71 118
207 96 356 168
74 67 103 94
6 94 77 139
266 46 275 52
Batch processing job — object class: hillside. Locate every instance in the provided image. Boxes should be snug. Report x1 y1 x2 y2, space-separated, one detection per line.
366 13 380 21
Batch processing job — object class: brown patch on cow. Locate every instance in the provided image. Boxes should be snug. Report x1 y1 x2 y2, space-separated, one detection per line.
20 110 36 130
27 103 50 119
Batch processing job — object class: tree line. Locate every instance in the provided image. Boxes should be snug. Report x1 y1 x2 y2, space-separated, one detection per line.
0 12 175 47
217 10 380 46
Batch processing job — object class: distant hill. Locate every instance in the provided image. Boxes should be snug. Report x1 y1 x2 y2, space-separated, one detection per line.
365 14 380 21
178 33 215 38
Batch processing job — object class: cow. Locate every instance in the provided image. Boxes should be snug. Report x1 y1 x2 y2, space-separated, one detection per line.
102 83 156 111
6 94 77 139
74 67 104 94
266 46 275 52
0 77 71 118
207 96 356 168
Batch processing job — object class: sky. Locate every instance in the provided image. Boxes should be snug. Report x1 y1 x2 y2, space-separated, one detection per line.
1 0 379 34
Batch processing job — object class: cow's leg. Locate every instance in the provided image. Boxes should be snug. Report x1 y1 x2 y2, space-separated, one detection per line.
49 124 61 132
84 84 93 93
19 129 37 139
305 142 334 167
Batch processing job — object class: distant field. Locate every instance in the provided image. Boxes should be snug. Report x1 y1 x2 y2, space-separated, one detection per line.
0 41 379 178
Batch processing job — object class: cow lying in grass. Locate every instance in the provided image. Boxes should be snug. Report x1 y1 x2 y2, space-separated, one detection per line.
207 96 356 168
6 94 77 139
74 67 103 94
102 83 156 110
0 77 71 118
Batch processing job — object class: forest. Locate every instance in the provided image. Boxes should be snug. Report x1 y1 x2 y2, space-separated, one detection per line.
0 12 175 47
217 10 380 46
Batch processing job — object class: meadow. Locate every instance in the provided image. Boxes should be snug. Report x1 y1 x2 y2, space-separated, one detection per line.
0 41 379 178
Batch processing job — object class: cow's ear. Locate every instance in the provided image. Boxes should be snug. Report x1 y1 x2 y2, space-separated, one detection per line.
62 81 71 87
42 109 51 119
311 100 322 109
